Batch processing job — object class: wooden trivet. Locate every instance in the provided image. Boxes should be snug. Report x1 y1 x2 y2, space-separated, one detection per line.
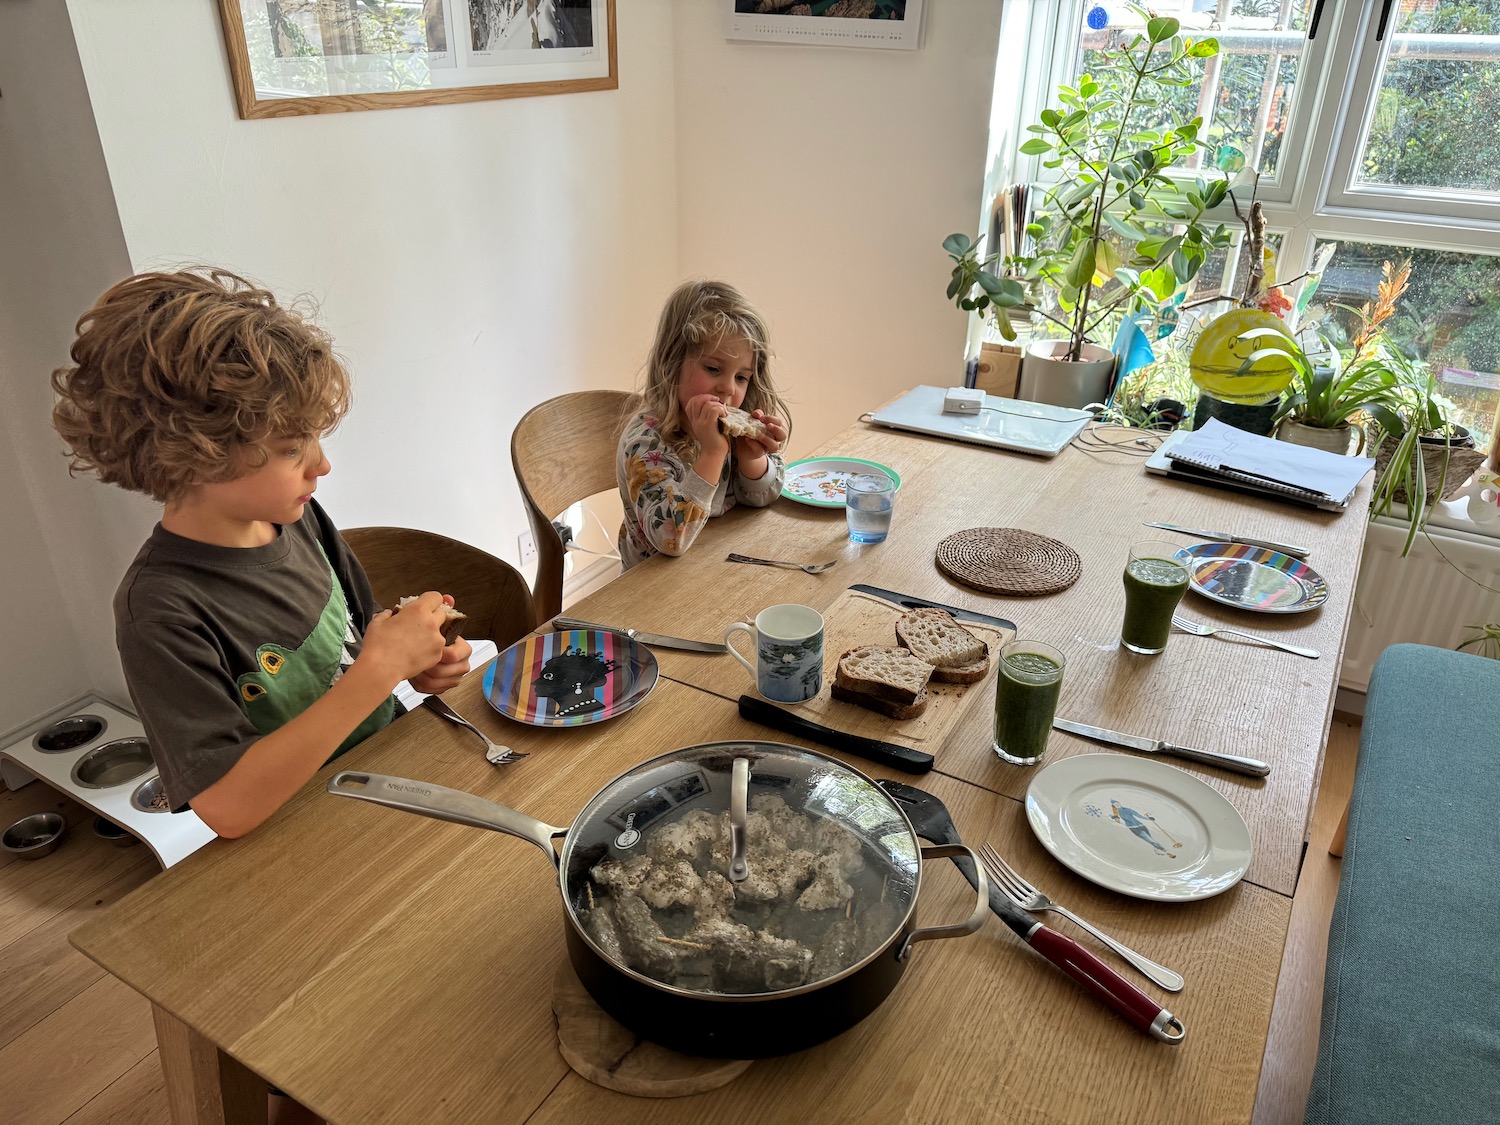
935 527 1082 596
552 961 752 1097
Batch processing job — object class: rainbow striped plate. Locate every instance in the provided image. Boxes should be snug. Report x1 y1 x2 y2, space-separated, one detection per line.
1173 542 1330 614
482 629 659 727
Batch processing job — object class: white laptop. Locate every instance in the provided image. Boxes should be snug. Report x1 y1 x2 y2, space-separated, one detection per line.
866 384 1092 458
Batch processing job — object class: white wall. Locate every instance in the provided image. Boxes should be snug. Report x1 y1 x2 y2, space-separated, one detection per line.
0 0 148 731
672 1 1004 456
0 1 1004 730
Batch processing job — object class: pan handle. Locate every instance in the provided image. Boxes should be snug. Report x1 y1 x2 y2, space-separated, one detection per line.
896 843 989 961
328 771 568 867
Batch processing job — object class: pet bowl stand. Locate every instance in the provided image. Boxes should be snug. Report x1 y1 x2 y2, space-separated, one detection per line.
0 695 215 868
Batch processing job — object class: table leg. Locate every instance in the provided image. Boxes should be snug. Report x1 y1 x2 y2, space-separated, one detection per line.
1329 799 1349 858
152 1004 267 1125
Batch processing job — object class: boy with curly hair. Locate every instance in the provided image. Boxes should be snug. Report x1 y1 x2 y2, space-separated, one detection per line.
52 269 471 842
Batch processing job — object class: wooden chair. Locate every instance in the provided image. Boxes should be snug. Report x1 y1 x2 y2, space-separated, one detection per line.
341 526 535 650
510 389 637 624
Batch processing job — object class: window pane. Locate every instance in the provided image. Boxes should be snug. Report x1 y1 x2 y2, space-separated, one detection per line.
1357 2 1500 194
1077 1 1311 178
1309 239 1500 451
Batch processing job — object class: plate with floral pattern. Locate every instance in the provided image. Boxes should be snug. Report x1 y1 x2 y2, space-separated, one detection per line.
1025 754 1252 902
483 629 658 727
781 457 902 508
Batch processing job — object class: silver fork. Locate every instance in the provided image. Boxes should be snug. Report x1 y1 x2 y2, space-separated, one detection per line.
422 695 527 765
978 843 1184 992
725 552 838 574
1172 615 1320 660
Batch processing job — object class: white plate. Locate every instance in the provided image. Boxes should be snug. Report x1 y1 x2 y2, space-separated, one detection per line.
1024 754 1252 902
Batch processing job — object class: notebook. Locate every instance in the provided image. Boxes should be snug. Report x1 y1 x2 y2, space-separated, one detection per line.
866 384 1091 458
1145 420 1374 511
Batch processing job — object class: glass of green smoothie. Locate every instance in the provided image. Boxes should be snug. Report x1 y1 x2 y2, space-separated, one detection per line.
993 639 1066 766
1121 540 1191 655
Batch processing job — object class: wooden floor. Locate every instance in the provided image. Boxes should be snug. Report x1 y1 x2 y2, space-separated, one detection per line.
1 721 1361 1125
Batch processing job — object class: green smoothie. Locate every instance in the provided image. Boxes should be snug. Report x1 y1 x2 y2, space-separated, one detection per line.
993 649 1064 765
1121 556 1190 653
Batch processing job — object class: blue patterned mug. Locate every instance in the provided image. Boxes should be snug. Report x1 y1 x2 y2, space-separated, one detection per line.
724 604 825 705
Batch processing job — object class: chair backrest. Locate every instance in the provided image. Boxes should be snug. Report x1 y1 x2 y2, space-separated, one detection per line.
510 389 637 623
341 526 535 650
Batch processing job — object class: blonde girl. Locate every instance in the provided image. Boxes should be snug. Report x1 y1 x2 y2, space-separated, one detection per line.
616 280 791 569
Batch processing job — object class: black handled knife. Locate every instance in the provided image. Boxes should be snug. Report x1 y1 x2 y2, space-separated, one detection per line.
737 694 933 774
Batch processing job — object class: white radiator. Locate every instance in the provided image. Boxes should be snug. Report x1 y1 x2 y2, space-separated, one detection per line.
1340 513 1500 692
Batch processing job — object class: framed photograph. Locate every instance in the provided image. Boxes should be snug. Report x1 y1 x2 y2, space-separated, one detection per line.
723 1 923 51
218 0 616 119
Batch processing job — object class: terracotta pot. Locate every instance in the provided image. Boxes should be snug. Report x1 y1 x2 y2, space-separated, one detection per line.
1017 341 1115 410
1276 418 1364 456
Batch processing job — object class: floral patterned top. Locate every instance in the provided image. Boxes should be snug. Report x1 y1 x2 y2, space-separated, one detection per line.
616 411 785 570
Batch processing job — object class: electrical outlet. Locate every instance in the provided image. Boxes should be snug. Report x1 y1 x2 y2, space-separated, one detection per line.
518 530 537 567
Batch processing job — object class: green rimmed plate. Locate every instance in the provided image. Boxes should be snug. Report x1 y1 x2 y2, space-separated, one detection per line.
781 457 902 509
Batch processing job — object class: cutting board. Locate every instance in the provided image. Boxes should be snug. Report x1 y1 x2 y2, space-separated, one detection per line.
795 589 1014 747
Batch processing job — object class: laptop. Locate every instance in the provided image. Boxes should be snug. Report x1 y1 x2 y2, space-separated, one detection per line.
866 385 1092 458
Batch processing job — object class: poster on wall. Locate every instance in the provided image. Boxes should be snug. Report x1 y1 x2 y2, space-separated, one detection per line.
218 0 616 119
722 0 924 50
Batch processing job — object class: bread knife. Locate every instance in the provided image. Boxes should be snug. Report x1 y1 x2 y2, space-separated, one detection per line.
849 585 1015 631
737 694 933 774
1142 521 1310 560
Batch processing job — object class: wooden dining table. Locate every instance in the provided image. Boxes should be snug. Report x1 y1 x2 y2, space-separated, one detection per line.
71 413 1372 1124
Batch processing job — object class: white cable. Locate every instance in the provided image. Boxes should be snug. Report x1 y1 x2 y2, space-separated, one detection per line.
563 504 622 562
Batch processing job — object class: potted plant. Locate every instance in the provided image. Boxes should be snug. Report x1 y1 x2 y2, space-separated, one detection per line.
943 6 1233 409
1231 260 1412 455
1458 622 1500 660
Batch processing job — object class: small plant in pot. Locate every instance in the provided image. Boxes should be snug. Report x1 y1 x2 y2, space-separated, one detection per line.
942 6 1233 409
1234 260 1412 456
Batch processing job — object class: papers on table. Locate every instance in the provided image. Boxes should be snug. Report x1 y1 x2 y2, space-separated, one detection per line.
1145 419 1375 511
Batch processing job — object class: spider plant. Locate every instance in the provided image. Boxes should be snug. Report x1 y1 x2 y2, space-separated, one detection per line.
1457 621 1500 660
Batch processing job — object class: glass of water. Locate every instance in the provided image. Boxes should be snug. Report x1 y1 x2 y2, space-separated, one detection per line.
845 473 895 544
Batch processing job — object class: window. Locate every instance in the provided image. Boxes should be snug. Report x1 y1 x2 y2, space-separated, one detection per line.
983 0 1500 453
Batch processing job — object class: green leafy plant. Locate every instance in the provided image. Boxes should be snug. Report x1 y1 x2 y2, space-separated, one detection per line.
943 6 1233 361
1457 621 1500 660
1234 330 1404 433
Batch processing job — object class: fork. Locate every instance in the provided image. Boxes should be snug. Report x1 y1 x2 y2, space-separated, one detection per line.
725 552 838 574
422 695 527 765
1171 615 1320 660
978 844 1184 992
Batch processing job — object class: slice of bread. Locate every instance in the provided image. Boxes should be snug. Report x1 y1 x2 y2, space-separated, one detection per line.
832 682 930 720
895 609 988 668
833 645 933 707
396 596 468 645
929 653 990 685
719 406 768 439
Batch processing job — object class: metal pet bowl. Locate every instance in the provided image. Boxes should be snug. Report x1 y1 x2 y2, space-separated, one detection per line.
2 812 67 859
32 713 108 754
130 776 172 814
93 816 139 847
70 737 154 790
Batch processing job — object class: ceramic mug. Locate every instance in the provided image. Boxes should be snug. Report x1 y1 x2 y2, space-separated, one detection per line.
724 604 825 704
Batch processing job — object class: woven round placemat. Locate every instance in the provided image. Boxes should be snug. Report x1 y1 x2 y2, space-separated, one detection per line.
935 528 1082 596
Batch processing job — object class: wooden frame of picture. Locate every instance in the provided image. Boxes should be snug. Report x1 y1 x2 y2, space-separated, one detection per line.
218 0 617 119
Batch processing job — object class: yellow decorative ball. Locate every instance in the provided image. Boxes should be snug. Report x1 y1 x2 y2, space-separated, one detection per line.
1190 308 1296 405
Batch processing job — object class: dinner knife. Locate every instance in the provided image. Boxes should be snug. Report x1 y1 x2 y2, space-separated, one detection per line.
1142 521 1310 560
1052 717 1271 777
551 616 729 654
850 584 1016 631
879 781 1185 1043
737 694 934 774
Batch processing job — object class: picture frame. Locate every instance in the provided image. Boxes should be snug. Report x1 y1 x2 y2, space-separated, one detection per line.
217 0 617 119
722 0 923 51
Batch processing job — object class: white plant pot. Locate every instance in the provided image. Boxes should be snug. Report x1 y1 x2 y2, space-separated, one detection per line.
1017 341 1116 410
1276 418 1363 456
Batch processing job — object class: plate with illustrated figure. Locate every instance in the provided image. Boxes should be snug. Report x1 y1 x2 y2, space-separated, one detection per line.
1024 754 1252 902
781 457 902 508
483 630 659 727
1173 542 1329 613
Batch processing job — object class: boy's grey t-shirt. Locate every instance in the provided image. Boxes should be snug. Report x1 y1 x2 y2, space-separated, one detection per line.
114 500 396 812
